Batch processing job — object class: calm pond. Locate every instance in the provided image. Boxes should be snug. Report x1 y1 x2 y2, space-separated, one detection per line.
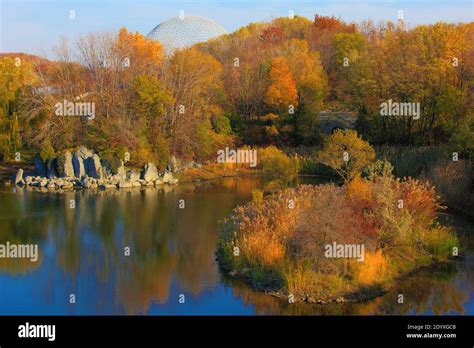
0 177 473 315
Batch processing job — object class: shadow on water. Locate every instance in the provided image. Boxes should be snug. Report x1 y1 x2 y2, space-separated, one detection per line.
0 176 472 315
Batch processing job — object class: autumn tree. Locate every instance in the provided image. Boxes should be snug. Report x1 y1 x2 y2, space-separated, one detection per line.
164 47 227 159
280 39 327 145
0 57 37 160
265 57 298 111
353 22 474 146
317 129 376 182
310 15 356 100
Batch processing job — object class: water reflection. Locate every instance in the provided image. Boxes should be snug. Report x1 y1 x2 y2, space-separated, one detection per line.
0 177 472 315
227 255 473 315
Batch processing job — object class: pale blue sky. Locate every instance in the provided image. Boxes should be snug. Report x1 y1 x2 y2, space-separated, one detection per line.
1 0 473 57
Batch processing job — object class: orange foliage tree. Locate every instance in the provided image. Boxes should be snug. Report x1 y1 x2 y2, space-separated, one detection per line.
265 57 298 111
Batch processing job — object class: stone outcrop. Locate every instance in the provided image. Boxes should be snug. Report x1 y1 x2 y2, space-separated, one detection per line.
15 146 180 191
128 170 140 183
72 146 94 178
118 180 133 188
142 162 159 181
61 151 75 178
167 155 201 172
161 171 174 183
15 168 24 185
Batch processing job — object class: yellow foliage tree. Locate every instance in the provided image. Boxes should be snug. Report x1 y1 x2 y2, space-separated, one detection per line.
0 57 38 160
115 28 164 70
317 129 376 182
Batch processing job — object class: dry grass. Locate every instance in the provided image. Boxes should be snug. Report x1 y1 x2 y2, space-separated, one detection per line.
218 173 459 301
353 250 392 285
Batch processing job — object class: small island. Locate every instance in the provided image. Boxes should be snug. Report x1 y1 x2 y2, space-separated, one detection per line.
217 131 459 303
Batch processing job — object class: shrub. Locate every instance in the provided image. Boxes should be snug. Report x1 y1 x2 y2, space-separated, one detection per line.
99 146 128 175
353 250 392 285
251 189 263 205
55 152 66 177
133 136 157 167
0 133 11 161
419 226 458 260
39 139 55 162
218 173 458 299
317 129 376 182
151 134 170 170
211 115 232 136
258 146 298 178
363 159 394 180
193 122 216 161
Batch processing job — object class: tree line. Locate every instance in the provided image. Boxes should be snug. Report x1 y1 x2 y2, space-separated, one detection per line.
1 15 473 166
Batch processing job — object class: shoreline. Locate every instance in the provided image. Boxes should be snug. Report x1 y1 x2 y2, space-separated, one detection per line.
219 257 460 305
1 161 261 192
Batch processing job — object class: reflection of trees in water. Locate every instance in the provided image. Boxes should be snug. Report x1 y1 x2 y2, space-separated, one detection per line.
111 181 260 313
0 189 50 274
228 258 473 315
3 178 260 314
1 178 471 315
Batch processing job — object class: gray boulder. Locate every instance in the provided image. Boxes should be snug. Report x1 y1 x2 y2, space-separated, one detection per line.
61 182 74 189
142 162 159 181
73 146 94 178
167 155 200 172
117 163 126 177
77 146 93 159
161 171 174 183
62 151 75 178
168 155 179 172
80 175 96 188
127 170 140 183
118 180 132 188
14 168 24 185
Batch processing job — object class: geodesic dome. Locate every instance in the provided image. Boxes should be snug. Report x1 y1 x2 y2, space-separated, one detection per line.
147 16 227 54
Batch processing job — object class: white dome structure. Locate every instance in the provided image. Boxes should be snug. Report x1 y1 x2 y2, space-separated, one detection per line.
147 15 227 54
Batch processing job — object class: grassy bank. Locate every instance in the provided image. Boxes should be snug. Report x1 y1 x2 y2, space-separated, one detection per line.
177 163 259 183
217 173 458 303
